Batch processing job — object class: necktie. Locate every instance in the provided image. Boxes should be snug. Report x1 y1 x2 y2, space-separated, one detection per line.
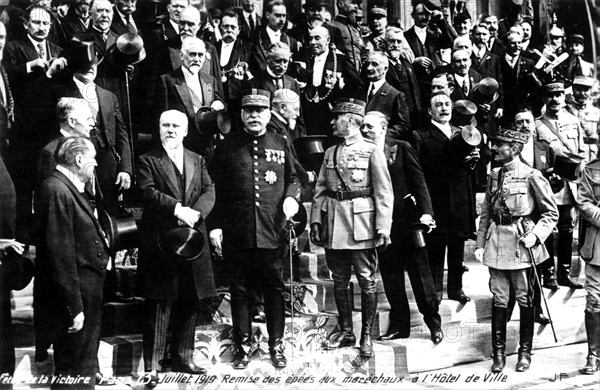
462 79 468 95
37 43 45 60
125 15 137 34
368 83 376 102
248 15 255 32
275 77 283 90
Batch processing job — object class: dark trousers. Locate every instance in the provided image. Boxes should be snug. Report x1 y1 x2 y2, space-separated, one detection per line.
428 238 466 296
0 293 14 390
380 244 441 334
225 246 285 347
142 265 200 371
325 248 378 293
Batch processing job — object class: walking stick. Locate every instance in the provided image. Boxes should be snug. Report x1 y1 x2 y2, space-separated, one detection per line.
124 70 135 184
517 220 559 343
287 219 297 359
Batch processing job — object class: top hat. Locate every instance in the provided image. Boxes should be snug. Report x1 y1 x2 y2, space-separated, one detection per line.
67 38 99 72
294 135 329 172
553 152 585 182
99 209 139 254
493 126 530 144
195 108 231 135
241 89 271 108
158 223 205 261
451 100 477 127
107 33 146 69
332 98 366 117
1 247 34 291
286 200 308 238
303 0 330 9
450 125 481 159
469 77 500 106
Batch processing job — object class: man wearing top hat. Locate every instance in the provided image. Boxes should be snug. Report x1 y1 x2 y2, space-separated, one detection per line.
50 39 132 215
536 80 586 289
208 89 301 369
409 91 479 304
566 76 599 161
310 98 393 360
158 37 226 162
475 126 558 373
136 110 217 386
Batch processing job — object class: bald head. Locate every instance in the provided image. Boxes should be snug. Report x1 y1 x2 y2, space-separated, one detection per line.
309 26 330 56
179 6 201 39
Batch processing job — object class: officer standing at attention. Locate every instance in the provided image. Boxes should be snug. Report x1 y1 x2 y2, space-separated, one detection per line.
208 89 301 370
475 127 558 373
310 98 394 360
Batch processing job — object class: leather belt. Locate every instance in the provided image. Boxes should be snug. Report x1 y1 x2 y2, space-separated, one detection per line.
492 215 530 226
326 187 373 200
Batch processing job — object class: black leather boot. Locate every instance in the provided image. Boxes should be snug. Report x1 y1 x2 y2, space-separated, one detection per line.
359 292 377 359
583 311 600 375
232 335 253 369
540 259 559 291
491 305 507 373
557 232 583 289
323 288 356 350
269 339 287 368
534 302 550 325
516 307 534 372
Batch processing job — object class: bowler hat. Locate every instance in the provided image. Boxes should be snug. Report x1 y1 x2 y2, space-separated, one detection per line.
469 78 500 105
241 89 271 108
303 0 329 9
100 209 139 254
67 38 98 72
195 108 231 135
158 223 205 261
451 100 477 127
107 33 146 69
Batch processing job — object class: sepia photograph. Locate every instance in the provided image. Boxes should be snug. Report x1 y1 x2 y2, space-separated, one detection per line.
0 0 599 388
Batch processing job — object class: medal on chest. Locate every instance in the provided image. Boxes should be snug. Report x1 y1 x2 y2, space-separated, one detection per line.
265 170 277 184
351 169 365 182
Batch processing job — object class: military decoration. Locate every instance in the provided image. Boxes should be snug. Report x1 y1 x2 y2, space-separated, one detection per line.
265 170 277 184
351 169 365 182
265 149 285 164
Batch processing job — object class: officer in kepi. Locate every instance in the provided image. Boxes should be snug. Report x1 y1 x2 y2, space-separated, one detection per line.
208 89 301 370
475 126 558 373
310 98 394 361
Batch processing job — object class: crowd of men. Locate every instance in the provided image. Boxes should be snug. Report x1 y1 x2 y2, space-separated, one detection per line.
0 0 599 388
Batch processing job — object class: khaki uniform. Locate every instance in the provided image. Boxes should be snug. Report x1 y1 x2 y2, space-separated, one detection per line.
567 102 600 162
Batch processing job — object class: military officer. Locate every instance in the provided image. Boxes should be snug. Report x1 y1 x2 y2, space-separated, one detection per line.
536 80 586 289
475 127 558 373
566 76 599 161
310 98 394 360
576 157 600 375
208 89 301 370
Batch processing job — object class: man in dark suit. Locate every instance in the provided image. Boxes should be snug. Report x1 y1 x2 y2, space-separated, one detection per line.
471 24 503 115
360 51 410 145
363 111 443 344
404 2 448 107
449 49 482 102
3 5 67 242
158 37 226 161
287 0 344 54
62 0 92 40
35 136 110 389
410 92 479 303
249 0 300 75
0 22 13 156
137 110 217 386
150 0 188 42
383 26 422 128
215 9 252 132
50 43 132 215
295 26 362 138
37 98 95 187
235 0 261 44
111 0 140 35
209 89 301 369
499 31 535 125
86 0 119 60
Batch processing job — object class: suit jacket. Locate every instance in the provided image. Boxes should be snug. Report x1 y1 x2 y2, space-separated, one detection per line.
234 8 261 44
409 122 476 240
450 69 482 102
34 170 109 346
266 113 308 186
385 56 422 120
288 20 344 54
62 9 90 40
136 147 217 301
0 65 13 149
471 50 504 109
87 26 119 60
215 38 252 102
360 81 411 145
388 141 433 240
404 26 444 105
249 27 299 74
3 38 64 148
110 12 142 36
209 130 301 250
500 54 535 122
50 80 133 191
158 67 225 159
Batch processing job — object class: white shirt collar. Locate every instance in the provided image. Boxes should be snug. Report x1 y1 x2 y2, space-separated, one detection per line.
414 25 427 44
315 49 329 62
243 10 255 21
28 35 46 52
472 44 487 58
56 165 86 192
59 128 72 137
505 53 518 67
220 40 235 67
431 120 453 139
266 26 281 43
266 67 281 79
272 110 287 124
170 18 179 34
182 63 199 77
163 145 184 168
370 78 386 94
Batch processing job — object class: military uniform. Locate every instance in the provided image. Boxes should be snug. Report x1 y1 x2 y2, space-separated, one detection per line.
576 159 600 373
209 89 301 369
477 127 558 373
330 14 365 72
311 98 393 359
566 75 600 162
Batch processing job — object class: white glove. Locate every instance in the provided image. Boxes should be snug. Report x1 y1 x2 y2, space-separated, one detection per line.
174 204 200 227
419 214 436 230
68 312 84 333
283 197 299 220
519 233 538 248
210 100 225 111
475 248 484 263
209 229 223 257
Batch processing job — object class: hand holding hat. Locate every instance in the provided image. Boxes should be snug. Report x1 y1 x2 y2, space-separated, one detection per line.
283 197 299 220
174 203 201 228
